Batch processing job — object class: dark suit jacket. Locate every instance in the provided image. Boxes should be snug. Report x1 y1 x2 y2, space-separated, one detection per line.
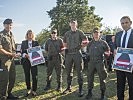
21 40 39 64
115 29 133 49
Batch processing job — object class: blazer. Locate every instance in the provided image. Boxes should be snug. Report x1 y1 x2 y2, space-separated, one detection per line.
21 40 39 64
21 40 39 54
115 29 133 49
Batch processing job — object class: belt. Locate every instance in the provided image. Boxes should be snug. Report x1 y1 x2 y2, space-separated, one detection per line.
90 58 103 61
68 48 79 53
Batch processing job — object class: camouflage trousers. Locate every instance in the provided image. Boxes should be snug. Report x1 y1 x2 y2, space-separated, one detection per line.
0 59 16 98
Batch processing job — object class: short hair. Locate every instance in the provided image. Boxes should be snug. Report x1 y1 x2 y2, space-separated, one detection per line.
70 20 77 23
25 30 35 40
93 27 100 33
120 16 132 22
51 28 57 33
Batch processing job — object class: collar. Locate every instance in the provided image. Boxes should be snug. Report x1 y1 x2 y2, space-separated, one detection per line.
51 37 58 40
2 29 12 36
70 29 78 32
28 40 32 43
123 28 132 33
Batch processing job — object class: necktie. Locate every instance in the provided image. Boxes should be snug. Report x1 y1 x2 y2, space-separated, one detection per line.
122 31 127 48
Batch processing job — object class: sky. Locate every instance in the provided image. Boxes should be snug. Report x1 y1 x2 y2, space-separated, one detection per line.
0 0 133 43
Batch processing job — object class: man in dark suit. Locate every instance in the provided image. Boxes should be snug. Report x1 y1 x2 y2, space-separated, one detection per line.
21 30 39 97
114 16 133 100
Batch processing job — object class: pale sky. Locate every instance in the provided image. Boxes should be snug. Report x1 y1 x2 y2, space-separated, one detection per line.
0 0 133 43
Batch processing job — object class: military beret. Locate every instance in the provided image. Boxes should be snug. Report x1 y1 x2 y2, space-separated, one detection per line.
3 18 13 24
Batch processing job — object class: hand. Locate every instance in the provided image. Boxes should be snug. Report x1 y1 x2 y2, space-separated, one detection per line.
16 53 21 58
63 43 68 49
11 53 20 58
104 51 110 57
81 39 89 47
25 54 29 58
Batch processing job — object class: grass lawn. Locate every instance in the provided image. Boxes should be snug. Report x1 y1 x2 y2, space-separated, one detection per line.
12 64 129 100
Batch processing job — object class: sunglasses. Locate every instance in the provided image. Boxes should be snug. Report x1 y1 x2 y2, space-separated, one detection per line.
51 32 56 34
94 31 99 33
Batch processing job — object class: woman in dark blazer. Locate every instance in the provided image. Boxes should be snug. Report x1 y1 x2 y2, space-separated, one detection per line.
21 30 39 96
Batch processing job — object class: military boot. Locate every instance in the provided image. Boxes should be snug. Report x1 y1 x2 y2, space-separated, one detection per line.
78 85 84 97
0 96 7 100
85 89 92 100
44 81 51 91
63 84 72 94
56 82 62 92
100 90 105 100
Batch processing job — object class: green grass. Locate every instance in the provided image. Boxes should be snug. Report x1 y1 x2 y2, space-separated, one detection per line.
12 65 129 100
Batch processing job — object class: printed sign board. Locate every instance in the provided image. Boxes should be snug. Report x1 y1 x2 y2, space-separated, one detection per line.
27 46 45 66
112 47 133 73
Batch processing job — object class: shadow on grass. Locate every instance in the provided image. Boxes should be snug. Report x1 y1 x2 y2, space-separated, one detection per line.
13 65 121 100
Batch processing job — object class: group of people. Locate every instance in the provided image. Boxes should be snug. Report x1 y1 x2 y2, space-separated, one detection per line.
0 15 133 100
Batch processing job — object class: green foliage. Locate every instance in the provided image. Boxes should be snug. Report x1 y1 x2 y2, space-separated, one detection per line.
13 65 129 100
37 0 103 44
36 29 50 45
79 6 103 33
47 0 89 35
102 26 122 35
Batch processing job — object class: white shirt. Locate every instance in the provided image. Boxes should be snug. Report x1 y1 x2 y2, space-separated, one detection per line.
121 28 132 48
28 40 32 48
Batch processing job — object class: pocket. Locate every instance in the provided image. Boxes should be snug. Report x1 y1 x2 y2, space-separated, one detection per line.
2 37 10 45
0 69 5 81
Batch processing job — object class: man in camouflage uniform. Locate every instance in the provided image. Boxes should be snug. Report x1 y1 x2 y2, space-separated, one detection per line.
44 29 64 92
0 19 19 100
63 20 88 97
85 27 110 100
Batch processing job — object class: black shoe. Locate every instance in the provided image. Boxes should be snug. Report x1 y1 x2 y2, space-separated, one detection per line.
62 87 72 94
56 87 62 92
7 93 19 99
85 93 92 100
31 91 37 96
24 89 32 97
78 91 84 97
100 94 105 100
100 90 105 100
100 96 105 100
0 96 7 100
56 82 62 92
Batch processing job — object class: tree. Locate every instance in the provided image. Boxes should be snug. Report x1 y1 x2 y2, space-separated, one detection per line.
36 29 50 45
80 6 103 33
101 26 122 35
36 0 103 44
47 0 89 35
